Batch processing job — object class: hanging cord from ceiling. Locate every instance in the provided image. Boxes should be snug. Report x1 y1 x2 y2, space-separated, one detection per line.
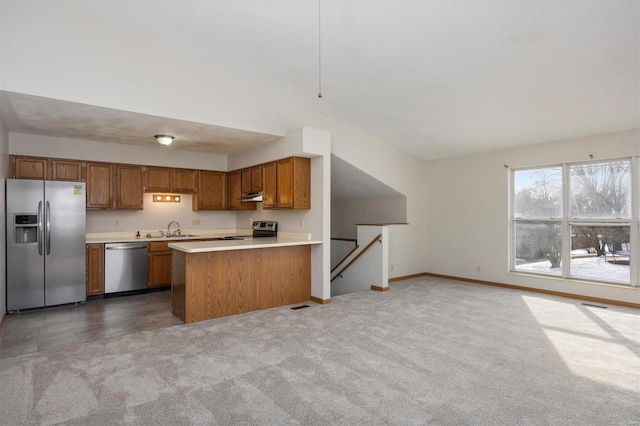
318 0 323 98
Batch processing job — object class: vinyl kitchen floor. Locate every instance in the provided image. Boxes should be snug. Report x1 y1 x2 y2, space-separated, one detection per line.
0 290 183 359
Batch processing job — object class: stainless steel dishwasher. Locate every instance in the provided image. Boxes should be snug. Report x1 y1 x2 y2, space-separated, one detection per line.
104 242 149 293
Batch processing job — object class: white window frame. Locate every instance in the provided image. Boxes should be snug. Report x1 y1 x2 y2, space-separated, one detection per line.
510 157 638 288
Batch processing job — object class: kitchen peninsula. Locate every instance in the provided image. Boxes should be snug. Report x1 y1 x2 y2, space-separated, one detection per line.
169 237 322 324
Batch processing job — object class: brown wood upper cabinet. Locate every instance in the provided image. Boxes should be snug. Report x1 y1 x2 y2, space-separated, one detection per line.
240 165 263 194
85 162 115 209
193 170 226 210
11 155 83 181
144 166 197 194
172 168 197 193
51 159 83 181
263 157 310 210
116 164 144 209
262 161 277 209
227 170 256 211
86 162 143 210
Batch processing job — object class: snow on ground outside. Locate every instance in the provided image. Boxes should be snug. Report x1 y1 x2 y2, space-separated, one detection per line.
516 255 630 283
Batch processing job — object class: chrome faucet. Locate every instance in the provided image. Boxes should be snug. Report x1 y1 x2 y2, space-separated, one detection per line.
167 221 181 237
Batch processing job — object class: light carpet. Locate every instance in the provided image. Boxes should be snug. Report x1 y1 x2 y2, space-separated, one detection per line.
0 277 639 425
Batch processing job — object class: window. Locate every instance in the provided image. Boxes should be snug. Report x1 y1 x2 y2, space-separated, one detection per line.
513 167 562 276
511 158 637 286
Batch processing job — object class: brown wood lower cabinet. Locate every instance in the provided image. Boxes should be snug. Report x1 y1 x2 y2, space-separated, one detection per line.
172 245 311 324
148 241 174 288
86 243 105 295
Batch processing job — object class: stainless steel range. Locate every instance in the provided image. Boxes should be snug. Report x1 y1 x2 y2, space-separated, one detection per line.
252 221 277 238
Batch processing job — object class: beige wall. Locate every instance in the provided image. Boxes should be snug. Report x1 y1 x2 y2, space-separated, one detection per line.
424 129 640 304
331 197 407 239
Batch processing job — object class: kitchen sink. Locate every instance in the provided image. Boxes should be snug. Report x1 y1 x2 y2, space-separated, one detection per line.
145 233 199 239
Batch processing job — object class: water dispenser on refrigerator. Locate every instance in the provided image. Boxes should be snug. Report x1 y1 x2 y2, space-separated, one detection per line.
13 214 38 244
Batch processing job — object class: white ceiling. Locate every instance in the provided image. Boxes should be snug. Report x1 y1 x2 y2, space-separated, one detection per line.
0 91 281 154
0 0 638 161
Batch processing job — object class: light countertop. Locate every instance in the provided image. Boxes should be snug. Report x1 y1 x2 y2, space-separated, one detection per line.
85 229 317 245
86 233 247 244
168 237 322 253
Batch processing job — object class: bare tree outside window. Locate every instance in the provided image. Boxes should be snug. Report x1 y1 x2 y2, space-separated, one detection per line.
570 161 630 219
512 160 633 284
513 167 562 273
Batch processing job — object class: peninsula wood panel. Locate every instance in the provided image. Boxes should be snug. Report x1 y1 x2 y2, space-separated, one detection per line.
172 250 186 322
177 245 311 324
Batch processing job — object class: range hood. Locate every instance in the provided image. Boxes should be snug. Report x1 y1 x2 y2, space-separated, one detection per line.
239 191 263 202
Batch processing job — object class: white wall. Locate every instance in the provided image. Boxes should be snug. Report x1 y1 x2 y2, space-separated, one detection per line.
0 117 8 321
86 194 236 234
230 127 332 300
424 129 640 304
331 197 407 239
1 0 430 282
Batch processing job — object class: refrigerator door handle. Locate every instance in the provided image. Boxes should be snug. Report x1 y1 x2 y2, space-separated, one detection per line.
45 201 51 256
37 201 43 256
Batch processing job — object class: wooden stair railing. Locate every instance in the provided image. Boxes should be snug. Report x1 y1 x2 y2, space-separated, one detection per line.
331 233 382 282
331 243 360 273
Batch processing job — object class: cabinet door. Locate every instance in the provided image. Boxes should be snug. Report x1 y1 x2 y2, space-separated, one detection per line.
262 161 277 209
148 251 172 288
227 170 255 210
86 243 105 295
144 166 171 192
193 170 226 210
50 159 83 182
241 168 252 194
51 159 83 182
11 156 49 179
116 165 143 210
251 165 263 191
276 158 295 208
290 157 310 209
86 162 114 209
227 170 243 210
172 168 197 193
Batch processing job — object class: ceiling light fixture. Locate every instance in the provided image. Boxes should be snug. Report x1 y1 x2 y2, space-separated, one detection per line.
155 135 174 146
153 194 181 203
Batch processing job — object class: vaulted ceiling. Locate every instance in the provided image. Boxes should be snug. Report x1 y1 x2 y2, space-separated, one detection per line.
1 0 638 161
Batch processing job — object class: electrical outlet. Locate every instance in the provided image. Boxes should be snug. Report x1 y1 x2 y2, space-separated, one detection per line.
114 219 120 227
192 219 200 225
476 265 481 273
391 264 394 271
249 217 253 225
299 219 304 227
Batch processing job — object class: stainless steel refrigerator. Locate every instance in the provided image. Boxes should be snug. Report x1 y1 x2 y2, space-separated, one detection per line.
6 179 86 311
